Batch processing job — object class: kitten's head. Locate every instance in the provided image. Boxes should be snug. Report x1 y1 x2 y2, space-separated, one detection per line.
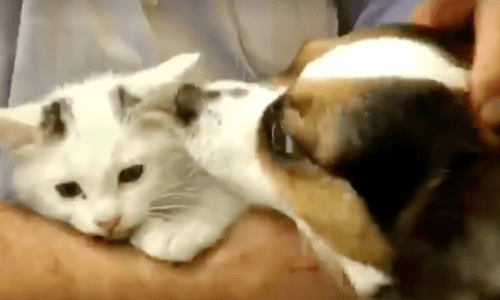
0 53 202 239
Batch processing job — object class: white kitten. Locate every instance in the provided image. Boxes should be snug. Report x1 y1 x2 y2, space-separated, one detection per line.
0 53 247 262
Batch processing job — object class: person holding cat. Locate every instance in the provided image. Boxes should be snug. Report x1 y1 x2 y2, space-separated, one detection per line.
0 0 498 299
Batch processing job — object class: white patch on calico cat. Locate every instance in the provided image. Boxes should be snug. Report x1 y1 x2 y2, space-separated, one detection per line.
0 52 248 262
182 80 391 296
184 80 286 209
301 37 469 89
182 37 470 296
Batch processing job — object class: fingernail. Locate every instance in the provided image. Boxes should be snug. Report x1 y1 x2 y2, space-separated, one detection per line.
480 98 500 127
411 2 431 24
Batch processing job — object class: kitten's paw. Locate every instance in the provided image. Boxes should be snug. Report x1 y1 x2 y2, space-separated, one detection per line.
131 217 226 262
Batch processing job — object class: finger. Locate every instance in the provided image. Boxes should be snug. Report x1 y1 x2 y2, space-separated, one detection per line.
471 0 500 107
478 98 500 147
412 0 476 28
470 1 500 147
411 1 433 24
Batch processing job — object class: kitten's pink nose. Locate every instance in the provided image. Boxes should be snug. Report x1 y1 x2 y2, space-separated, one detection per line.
96 215 122 235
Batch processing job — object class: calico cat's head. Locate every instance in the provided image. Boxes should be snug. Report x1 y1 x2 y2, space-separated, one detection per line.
0 53 202 239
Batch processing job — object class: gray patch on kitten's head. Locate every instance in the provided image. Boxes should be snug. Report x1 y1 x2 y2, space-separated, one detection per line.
111 85 142 122
174 84 249 126
40 98 73 139
204 90 221 99
117 85 142 109
204 88 248 99
228 87 248 98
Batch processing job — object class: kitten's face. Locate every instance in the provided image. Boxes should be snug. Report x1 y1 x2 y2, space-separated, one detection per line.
0 53 201 238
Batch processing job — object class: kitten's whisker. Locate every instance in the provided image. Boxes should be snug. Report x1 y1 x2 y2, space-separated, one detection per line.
147 213 173 221
148 203 198 217
149 204 191 212
158 181 189 192
185 167 203 178
159 191 201 198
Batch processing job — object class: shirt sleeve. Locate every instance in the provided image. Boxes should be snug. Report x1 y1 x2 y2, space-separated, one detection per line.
353 0 425 29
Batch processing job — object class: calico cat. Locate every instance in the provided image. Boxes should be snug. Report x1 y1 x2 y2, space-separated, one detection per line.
172 25 500 299
0 52 247 262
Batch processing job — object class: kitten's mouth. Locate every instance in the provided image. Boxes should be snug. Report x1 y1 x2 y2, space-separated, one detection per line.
91 236 130 245
92 224 140 243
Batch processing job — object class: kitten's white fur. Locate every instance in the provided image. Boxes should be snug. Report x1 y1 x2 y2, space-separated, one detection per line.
183 37 469 296
0 53 247 262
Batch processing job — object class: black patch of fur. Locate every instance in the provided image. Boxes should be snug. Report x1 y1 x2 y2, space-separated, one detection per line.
329 79 481 233
114 85 142 122
494 124 500 136
320 79 490 299
40 98 70 138
175 83 204 125
117 85 141 110
174 84 250 126
228 87 248 98
205 90 221 99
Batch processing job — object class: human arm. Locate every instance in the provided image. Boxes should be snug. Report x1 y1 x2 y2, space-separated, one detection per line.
0 202 355 300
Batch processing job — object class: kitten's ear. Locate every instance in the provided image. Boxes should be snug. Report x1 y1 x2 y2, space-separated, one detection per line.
39 99 72 139
0 118 41 151
0 103 43 152
115 52 204 123
124 52 203 95
0 98 72 153
117 85 142 109
112 85 142 121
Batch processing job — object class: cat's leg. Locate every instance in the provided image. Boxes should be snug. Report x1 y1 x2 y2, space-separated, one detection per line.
130 190 248 262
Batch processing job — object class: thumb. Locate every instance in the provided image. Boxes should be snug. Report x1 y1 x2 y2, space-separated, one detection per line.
471 0 500 146
412 0 476 28
471 0 500 108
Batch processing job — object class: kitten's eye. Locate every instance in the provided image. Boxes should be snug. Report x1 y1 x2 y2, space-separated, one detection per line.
118 165 144 183
55 181 83 198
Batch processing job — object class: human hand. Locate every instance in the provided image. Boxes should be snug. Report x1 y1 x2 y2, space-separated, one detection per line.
413 0 500 147
0 202 355 300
